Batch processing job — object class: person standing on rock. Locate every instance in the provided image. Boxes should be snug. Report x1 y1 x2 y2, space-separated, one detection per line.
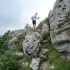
31 13 39 29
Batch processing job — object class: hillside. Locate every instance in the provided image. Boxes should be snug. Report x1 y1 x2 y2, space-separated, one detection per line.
0 0 70 70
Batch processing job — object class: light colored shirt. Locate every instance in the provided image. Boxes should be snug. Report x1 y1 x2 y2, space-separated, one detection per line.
31 15 37 20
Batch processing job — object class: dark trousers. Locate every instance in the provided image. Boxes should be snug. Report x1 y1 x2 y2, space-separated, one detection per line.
32 20 36 25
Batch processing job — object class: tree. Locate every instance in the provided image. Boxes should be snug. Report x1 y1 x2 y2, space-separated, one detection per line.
25 24 31 29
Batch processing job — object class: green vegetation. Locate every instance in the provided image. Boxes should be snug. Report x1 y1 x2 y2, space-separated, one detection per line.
0 50 32 70
1 17 70 70
42 30 50 40
48 44 70 70
17 34 25 42
11 43 23 52
23 55 32 64
0 31 32 70
36 18 49 30
0 31 10 54
0 51 21 70
37 17 70 70
20 64 32 70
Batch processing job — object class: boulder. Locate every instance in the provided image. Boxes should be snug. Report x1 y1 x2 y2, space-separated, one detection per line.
30 58 40 70
23 32 42 57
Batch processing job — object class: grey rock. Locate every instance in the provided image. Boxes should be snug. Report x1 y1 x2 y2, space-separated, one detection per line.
48 0 70 60
67 53 70 60
30 58 40 70
7 29 25 49
39 48 48 59
41 24 49 34
40 61 50 70
49 0 70 53
7 28 33 49
23 32 42 57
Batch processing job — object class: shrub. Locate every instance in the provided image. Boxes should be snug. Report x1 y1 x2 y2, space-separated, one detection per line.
23 55 32 64
11 43 23 52
0 36 7 54
20 64 32 70
0 51 21 70
0 31 10 53
17 34 25 42
42 31 50 40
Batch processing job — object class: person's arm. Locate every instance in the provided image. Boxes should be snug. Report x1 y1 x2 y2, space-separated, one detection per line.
37 17 39 19
36 16 39 19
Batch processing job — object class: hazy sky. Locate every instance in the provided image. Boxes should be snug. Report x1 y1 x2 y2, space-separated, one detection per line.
0 0 56 35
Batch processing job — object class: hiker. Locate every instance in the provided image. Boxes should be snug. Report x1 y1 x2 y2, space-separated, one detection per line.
31 13 39 29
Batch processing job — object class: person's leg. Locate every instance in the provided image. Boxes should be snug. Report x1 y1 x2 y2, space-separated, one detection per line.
33 24 36 29
33 20 36 29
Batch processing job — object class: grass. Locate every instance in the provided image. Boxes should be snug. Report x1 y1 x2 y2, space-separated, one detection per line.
48 44 70 70
42 30 50 40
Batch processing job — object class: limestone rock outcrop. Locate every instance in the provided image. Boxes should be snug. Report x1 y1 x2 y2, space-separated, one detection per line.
41 24 49 34
7 29 25 49
49 0 70 59
7 26 32 49
23 30 50 70
23 32 42 57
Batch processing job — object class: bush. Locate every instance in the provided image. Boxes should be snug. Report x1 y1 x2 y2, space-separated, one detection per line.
20 64 32 70
11 44 23 52
0 36 7 54
23 55 32 64
17 34 25 42
42 31 50 40
0 31 10 53
0 51 21 70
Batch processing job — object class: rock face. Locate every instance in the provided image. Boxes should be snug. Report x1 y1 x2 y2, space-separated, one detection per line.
23 22 49 70
41 24 49 34
7 29 25 49
49 0 70 59
7 26 32 49
23 32 42 57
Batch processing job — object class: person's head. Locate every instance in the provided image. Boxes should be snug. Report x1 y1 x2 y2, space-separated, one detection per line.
35 13 38 15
